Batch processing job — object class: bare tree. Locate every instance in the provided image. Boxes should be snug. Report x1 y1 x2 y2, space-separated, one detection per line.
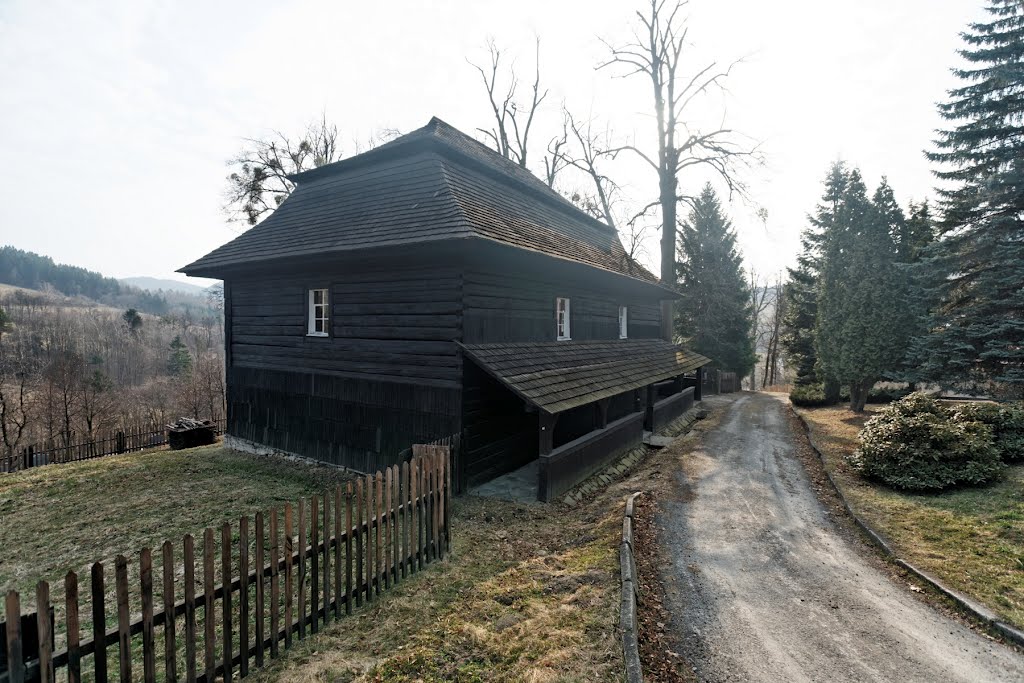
761 276 787 388
471 37 551 170
0 332 35 457
747 269 772 390
225 115 342 226
600 0 760 300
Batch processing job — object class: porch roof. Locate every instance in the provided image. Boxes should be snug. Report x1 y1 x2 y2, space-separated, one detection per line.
458 339 710 414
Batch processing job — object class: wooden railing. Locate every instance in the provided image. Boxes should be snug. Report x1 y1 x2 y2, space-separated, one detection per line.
0 446 450 683
1 420 226 474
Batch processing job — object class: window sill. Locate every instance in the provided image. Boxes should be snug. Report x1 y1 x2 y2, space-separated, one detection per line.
556 336 571 342
306 332 329 338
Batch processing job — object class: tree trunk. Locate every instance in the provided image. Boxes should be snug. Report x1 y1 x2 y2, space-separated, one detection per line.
659 172 678 341
849 379 872 413
823 378 841 406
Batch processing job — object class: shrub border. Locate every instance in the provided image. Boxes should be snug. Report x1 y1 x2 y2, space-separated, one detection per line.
620 491 644 683
790 405 1024 648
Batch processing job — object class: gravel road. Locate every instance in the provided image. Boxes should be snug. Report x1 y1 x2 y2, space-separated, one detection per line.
658 392 1024 683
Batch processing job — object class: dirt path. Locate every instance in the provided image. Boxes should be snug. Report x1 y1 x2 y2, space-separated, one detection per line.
658 392 1024 683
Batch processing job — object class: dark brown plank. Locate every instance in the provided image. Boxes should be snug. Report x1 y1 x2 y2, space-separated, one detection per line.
162 541 176 683
297 499 307 639
115 555 131 683
345 483 353 615
375 471 384 596
417 457 424 571
445 446 452 553
204 529 215 683
5 589 24 683
323 493 331 624
184 535 197 683
221 523 233 683
66 572 81 683
355 479 363 608
334 486 343 619
365 474 374 602
239 516 250 678
384 466 393 590
269 509 280 658
309 496 318 635
284 504 293 648
392 465 400 584
402 461 410 579
141 549 156 683
35 581 52 683
255 512 265 668
91 562 108 681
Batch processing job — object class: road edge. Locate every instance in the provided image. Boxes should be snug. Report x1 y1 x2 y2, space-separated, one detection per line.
621 491 644 683
789 403 1024 649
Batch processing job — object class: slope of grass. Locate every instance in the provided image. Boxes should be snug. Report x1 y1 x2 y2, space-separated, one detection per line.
795 405 1024 629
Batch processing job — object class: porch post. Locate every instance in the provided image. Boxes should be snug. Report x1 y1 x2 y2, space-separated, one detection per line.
597 398 610 429
539 411 558 456
694 366 703 401
644 384 655 431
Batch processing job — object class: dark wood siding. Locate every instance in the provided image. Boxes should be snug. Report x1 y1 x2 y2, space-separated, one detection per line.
462 269 662 343
461 361 537 488
225 262 463 471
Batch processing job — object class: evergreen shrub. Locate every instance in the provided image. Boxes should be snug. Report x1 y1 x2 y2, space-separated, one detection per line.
850 393 1003 491
950 402 1024 463
789 384 829 407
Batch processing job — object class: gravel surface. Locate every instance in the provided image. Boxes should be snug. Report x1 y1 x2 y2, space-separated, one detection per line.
658 392 1024 683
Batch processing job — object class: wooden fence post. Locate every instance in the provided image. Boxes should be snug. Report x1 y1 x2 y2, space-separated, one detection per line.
66 572 81 683
5 590 24 683
91 562 107 681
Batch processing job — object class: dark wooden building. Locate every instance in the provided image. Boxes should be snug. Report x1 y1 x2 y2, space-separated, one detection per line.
181 117 708 501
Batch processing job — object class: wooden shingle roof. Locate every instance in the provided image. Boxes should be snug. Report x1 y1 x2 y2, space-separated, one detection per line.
459 339 710 414
180 117 661 287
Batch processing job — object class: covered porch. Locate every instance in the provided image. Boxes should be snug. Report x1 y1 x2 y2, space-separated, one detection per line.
460 339 710 502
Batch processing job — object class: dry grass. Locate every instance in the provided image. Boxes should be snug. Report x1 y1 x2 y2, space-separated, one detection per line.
795 405 1024 629
0 444 353 607
248 491 627 683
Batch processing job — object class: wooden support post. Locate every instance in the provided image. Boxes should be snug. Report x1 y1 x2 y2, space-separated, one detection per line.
644 384 655 431
597 398 610 429
538 412 558 456
694 366 703 401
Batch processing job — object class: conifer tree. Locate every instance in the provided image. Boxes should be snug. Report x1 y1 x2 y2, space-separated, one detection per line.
675 184 756 377
916 0 1024 395
816 171 908 411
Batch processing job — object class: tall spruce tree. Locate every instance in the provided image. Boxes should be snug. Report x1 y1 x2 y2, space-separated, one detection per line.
915 0 1024 395
816 170 909 411
675 184 756 377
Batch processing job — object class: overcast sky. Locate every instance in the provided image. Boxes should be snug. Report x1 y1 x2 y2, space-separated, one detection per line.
0 0 985 287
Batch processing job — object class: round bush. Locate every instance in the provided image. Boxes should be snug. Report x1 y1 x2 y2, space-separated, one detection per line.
950 401 1024 463
790 384 828 407
850 393 1003 491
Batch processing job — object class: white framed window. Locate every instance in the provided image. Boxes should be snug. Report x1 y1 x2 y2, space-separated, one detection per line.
556 297 571 340
307 288 329 337
618 305 628 339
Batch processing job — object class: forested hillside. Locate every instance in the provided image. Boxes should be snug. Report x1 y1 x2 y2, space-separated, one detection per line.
0 246 216 316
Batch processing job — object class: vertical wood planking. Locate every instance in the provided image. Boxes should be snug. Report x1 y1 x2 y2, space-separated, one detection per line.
141 549 156 683
309 496 318 635
283 504 293 648
255 512 265 668
115 555 131 683
445 447 452 553
239 516 250 678
5 590 24 683
334 486 343 619
221 523 233 683
35 581 53 683
345 483 353 614
323 493 331 623
392 467 400 584
91 562 107 682
375 471 383 596
384 467 392 589
269 508 280 658
402 461 410 578
297 499 307 639
162 541 176 683
417 457 424 571
66 572 81 683
184 535 197 683
203 529 215 683
364 475 373 603
355 478 363 608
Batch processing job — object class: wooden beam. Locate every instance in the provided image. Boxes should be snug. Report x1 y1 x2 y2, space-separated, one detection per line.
694 366 703 401
644 384 655 432
539 412 558 456
597 398 610 429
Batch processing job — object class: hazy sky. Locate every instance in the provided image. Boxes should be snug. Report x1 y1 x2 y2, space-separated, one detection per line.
0 0 986 287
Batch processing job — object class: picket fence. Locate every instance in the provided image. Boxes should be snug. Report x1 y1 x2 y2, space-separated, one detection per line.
0 445 451 683
0 420 226 474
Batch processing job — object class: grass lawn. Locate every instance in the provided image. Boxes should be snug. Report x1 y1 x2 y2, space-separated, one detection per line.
0 438 640 682
794 405 1024 630
0 444 353 610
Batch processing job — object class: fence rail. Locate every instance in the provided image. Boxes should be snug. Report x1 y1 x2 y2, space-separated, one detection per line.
0 445 450 683
1 420 226 475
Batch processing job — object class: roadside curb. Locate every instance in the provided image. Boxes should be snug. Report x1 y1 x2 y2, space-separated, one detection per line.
790 405 1024 649
620 491 644 683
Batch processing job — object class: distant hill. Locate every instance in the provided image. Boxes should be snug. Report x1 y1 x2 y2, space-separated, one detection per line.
0 246 217 316
120 276 208 296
